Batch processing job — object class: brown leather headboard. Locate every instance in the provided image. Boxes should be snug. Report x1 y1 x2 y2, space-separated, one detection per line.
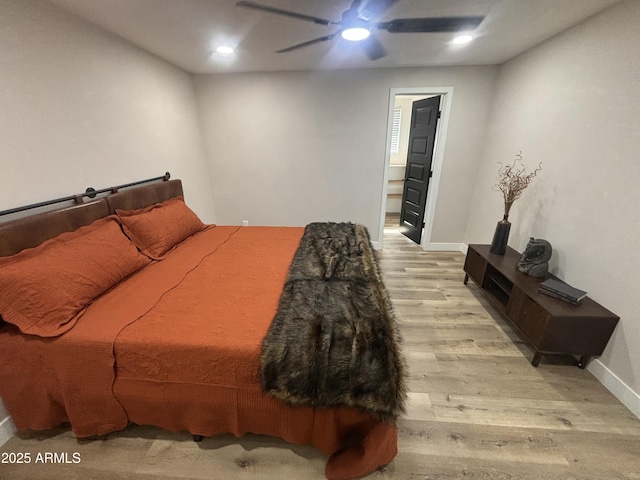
0 179 184 257
0 200 110 257
106 179 183 213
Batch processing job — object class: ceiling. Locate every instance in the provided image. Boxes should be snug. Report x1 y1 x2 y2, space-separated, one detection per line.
48 0 620 74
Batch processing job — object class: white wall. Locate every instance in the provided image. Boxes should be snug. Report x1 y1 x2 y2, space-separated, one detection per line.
464 0 640 414
0 0 216 223
0 0 216 441
194 66 496 243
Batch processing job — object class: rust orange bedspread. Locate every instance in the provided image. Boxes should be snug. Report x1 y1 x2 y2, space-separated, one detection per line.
0 226 397 479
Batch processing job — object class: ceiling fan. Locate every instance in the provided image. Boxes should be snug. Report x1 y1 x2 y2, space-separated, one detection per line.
236 0 484 60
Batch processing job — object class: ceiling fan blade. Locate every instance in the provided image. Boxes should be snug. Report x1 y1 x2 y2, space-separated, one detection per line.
377 16 484 33
236 1 338 26
276 33 338 53
360 35 386 60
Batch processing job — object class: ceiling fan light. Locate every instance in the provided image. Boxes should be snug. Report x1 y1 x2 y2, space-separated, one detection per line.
215 45 235 55
341 27 370 41
452 35 473 45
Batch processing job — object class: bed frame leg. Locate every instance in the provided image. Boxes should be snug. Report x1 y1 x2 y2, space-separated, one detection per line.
192 434 204 443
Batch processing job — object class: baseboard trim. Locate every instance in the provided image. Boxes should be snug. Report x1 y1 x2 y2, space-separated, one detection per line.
0 415 16 447
588 359 640 419
423 242 467 253
371 241 381 250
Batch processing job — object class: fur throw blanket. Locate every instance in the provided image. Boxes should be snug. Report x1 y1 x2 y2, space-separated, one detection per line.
260 222 407 422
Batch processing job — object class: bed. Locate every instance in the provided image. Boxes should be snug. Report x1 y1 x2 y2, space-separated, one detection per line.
0 176 406 480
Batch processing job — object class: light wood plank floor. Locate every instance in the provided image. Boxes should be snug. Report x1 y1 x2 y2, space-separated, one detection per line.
2 219 639 479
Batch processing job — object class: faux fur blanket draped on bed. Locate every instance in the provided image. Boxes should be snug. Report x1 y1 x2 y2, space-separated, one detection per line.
260 222 407 422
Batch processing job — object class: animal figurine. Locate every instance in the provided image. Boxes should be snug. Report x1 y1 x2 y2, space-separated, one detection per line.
517 238 552 277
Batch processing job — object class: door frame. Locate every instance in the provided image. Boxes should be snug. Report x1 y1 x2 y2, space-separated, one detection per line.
377 86 454 250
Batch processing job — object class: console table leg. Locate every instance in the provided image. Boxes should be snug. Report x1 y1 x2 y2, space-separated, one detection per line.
531 351 542 367
578 355 590 369
463 273 469 285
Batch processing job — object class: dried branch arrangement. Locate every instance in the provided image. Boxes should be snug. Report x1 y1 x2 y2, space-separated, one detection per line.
493 152 542 218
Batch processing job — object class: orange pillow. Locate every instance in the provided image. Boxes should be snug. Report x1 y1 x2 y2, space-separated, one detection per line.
116 197 205 259
0 216 150 337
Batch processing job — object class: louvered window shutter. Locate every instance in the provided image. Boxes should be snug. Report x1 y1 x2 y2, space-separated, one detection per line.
390 106 402 154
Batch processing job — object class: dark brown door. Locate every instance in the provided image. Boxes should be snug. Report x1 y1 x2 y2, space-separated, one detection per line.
399 95 441 244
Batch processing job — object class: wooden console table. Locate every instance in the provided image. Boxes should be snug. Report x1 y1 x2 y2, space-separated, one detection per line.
463 244 619 368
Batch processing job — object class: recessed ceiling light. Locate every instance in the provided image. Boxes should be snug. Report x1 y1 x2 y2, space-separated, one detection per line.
215 45 235 55
452 35 473 45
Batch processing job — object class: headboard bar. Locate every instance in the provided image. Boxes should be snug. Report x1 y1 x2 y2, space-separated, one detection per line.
0 172 171 218
106 179 183 213
0 175 183 257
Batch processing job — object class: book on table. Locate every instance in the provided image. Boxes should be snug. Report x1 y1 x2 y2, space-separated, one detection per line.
539 278 588 303
539 288 582 305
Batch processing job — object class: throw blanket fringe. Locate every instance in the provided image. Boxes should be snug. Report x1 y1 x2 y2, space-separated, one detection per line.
260 222 407 422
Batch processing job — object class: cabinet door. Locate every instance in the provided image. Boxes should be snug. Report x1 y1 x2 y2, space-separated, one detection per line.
506 287 550 346
463 247 487 286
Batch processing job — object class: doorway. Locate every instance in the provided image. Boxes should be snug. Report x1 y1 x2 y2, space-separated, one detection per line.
378 87 453 250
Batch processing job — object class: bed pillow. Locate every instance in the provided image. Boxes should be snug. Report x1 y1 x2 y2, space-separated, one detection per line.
116 196 205 259
0 216 151 337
